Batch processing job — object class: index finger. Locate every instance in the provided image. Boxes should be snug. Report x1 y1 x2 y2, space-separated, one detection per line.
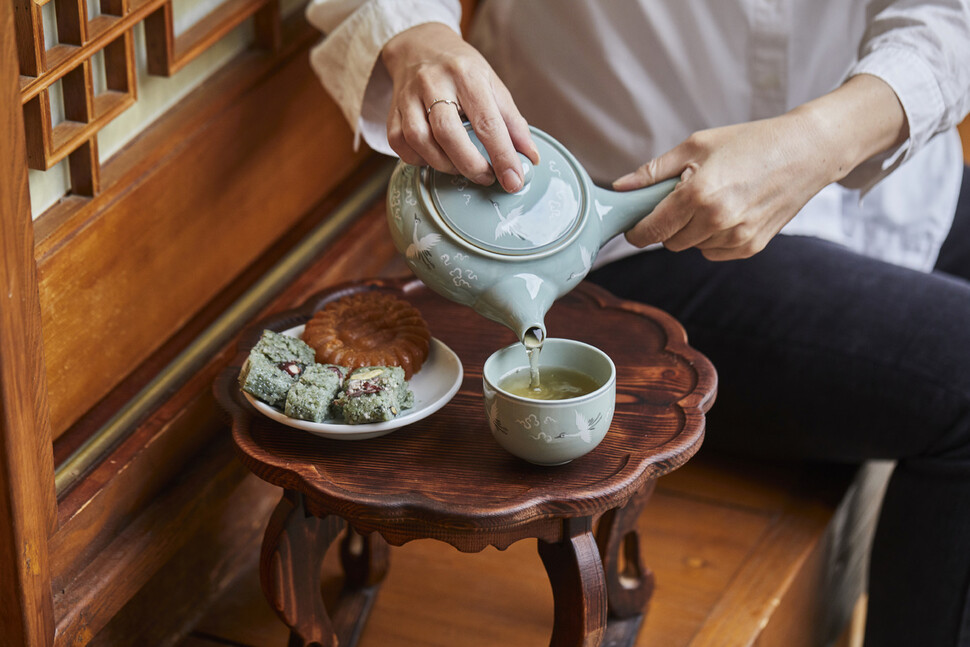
427 100 495 185
624 183 693 248
456 79 524 193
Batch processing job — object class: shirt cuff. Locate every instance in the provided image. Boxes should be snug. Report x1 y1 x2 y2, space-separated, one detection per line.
840 46 946 193
307 0 462 154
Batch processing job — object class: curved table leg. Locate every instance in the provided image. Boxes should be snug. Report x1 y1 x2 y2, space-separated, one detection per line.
340 528 390 589
596 478 657 619
538 517 607 647
328 528 391 646
260 490 345 647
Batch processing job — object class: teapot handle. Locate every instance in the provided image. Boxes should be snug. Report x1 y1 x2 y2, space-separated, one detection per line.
593 178 679 247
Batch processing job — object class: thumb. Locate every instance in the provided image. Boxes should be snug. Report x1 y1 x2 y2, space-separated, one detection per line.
612 143 691 191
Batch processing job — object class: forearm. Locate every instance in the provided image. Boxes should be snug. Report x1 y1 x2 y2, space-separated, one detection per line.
839 0 970 190
789 74 907 187
306 0 462 150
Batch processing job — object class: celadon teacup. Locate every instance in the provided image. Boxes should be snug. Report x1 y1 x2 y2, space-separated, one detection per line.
482 338 616 465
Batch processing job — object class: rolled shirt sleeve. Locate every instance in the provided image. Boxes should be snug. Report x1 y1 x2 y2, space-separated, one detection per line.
305 0 462 155
841 0 970 192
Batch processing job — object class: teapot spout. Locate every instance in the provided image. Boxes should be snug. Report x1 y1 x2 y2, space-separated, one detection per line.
474 274 556 346
522 326 545 348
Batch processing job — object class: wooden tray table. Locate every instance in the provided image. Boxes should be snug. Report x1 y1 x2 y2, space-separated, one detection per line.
214 277 716 647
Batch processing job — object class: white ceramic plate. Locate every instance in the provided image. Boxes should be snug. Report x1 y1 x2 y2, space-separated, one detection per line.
241 325 463 440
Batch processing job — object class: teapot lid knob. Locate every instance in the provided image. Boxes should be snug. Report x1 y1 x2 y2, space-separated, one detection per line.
518 153 534 188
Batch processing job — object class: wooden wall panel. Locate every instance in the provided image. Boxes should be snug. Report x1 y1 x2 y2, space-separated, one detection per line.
35 34 368 437
86 472 279 647
48 200 407 646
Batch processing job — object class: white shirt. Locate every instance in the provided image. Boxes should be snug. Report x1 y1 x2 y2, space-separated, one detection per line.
306 0 970 271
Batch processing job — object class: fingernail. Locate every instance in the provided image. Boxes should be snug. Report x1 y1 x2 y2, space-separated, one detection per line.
476 171 496 185
613 172 637 189
501 168 522 193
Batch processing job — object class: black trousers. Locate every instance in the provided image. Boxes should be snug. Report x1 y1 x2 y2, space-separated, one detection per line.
588 167 970 646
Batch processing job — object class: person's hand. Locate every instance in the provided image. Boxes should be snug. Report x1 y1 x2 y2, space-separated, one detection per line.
614 74 907 261
613 115 830 260
381 22 539 193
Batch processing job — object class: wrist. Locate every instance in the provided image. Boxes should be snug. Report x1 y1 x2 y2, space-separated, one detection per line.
381 22 460 77
790 74 907 185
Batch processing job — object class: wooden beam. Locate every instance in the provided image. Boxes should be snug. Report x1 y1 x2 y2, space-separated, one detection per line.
0 0 57 646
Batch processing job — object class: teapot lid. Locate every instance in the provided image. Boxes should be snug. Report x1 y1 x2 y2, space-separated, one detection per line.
427 125 586 256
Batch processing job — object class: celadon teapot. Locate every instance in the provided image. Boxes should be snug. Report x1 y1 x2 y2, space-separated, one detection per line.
386 124 677 346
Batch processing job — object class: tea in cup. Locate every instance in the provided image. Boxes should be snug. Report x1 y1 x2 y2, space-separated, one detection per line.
482 338 616 465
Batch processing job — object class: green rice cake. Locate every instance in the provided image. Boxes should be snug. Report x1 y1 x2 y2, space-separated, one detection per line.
239 353 301 408
239 329 315 407
284 364 348 422
333 366 414 424
253 329 315 365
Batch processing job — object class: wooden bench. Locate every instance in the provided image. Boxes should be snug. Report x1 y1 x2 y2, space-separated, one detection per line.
161 200 890 647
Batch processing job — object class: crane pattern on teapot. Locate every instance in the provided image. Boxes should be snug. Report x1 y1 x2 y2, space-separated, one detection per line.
406 214 441 270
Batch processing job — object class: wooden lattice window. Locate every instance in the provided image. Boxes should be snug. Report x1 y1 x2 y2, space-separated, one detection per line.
14 0 282 198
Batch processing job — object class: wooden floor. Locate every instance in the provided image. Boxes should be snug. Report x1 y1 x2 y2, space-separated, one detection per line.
174 450 865 647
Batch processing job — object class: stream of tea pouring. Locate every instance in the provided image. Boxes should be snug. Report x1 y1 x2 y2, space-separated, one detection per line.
524 326 544 391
